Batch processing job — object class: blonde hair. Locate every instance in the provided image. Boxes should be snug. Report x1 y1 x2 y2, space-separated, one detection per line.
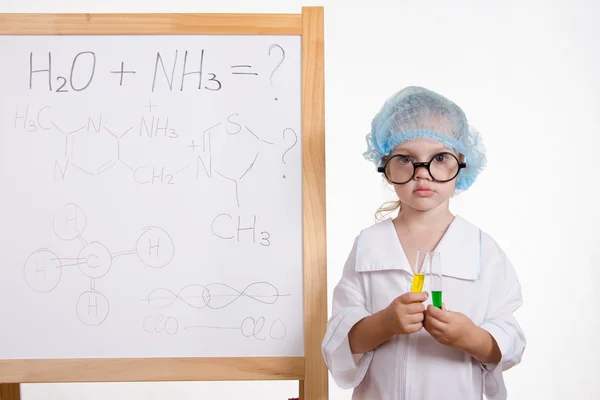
374 153 465 221
375 199 401 221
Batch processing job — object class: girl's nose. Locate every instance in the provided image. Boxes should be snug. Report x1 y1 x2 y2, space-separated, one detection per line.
414 164 432 180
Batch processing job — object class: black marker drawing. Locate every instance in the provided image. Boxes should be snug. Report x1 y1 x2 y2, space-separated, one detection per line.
29 52 52 91
25 49 300 94
76 290 110 326
23 248 63 293
17 102 188 184
215 161 261 207
16 101 298 194
100 125 135 172
151 49 221 92
68 51 97 92
281 128 298 164
188 140 199 151
53 203 87 242
239 152 259 180
77 241 113 279
50 120 85 136
14 104 52 132
226 113 242 135
268 318 287 340
110 61 136 86
50 121 85 159
62 123 135 177
210 213 271 246
152 51 178 91
135 226 175 268
139 115 178 138
195 113 281 207
231 65 258 76
197 153 212 178
29 51 97 93
144 101 158 113
132 165 190 185
143 314 179 335
24 203 175 326
268 44 285 100
184 316 287 341
203 122 220 148
104 126 133 140
143 281 289 310
194 124 215 179
246 125 274 145
214 170 239 207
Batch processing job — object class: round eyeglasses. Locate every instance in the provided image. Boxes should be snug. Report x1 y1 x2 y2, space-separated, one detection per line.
377 152 466 185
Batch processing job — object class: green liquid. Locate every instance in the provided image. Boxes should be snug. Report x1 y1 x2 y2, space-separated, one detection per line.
432 291 443 308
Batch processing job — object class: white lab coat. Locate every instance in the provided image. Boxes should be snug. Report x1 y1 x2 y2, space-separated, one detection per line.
322 216 526 400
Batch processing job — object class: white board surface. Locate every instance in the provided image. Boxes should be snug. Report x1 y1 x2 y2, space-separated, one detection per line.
0 34 304 359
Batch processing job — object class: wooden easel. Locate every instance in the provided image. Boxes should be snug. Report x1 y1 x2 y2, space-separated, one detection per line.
0 7 327 400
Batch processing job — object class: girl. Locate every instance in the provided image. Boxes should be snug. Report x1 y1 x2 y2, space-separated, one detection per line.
322 86 526 400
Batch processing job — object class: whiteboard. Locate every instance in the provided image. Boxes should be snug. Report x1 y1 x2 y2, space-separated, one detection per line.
0 34 303 360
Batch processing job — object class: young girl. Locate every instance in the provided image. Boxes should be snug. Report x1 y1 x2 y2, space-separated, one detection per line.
322 86 526 400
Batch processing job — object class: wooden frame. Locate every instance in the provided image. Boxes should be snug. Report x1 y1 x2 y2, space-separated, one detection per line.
0 7 327 400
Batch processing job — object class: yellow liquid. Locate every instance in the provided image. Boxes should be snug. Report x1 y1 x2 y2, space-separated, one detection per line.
411 274 425 292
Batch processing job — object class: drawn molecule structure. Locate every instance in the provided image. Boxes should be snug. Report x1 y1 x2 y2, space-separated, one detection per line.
23 203 175 326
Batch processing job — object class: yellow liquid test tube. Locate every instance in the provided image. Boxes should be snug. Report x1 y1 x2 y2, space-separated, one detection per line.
411 273 425 292
412 249 428 292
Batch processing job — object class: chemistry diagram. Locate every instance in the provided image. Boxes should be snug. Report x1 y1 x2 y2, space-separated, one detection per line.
14 45 298 339
23 203 175 326
13 101 299 209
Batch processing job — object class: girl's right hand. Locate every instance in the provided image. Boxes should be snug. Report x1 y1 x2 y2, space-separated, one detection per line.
384 291 428 335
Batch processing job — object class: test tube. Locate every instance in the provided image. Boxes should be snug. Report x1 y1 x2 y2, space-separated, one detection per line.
428 251 443 308
411 248 428 292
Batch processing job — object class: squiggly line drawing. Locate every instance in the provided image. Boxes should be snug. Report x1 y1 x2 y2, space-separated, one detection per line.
184 316 287 340
143 281 289 310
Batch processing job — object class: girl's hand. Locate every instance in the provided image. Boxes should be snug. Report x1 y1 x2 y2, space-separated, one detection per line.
383 291 428 335
424 304 476 349
425 304 503 364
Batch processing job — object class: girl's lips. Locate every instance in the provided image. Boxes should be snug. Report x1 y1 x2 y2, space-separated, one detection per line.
413 188 434 196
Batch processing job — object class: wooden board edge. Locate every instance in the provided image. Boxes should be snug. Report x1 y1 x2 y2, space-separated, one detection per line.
301 6 328 400
0 13 302 35
0 383 21 400
0 357 304 383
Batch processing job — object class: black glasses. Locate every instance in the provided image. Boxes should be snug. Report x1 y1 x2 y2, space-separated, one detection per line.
377 152 466 184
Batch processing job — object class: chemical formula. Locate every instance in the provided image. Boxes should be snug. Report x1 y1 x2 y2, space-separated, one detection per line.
26 47 282 96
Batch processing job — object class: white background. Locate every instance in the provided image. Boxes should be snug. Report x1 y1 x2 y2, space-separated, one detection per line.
1 0 599 399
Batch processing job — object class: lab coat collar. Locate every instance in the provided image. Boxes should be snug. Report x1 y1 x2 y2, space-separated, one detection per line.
355 215 481 281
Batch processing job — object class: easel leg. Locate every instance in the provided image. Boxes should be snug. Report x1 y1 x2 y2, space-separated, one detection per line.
0 383 21 400
298 380 304 400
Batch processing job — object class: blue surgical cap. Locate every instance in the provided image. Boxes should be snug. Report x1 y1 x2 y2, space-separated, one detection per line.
363 86 486 191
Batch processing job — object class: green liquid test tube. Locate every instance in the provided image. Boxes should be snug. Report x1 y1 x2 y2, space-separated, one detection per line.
432 290 443 308
428 252 443 309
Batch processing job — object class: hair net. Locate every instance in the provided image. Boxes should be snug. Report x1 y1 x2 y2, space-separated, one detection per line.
363 86 486 191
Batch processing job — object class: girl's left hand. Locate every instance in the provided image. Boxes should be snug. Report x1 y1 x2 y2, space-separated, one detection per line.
424 304 476 350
